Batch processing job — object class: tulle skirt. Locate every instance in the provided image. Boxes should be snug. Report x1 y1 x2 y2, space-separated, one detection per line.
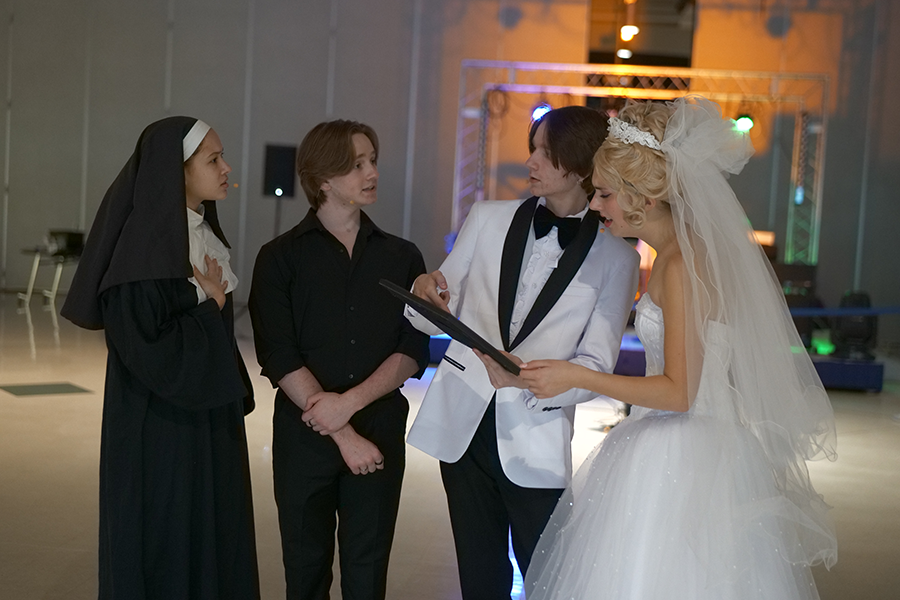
525 409 826 600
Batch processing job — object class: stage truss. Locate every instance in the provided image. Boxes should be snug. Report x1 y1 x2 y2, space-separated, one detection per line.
452 59 829 265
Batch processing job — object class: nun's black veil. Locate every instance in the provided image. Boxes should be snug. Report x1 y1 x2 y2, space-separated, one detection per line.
62 116 229 330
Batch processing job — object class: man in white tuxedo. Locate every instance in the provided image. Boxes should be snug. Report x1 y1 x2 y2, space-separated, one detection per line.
407 106 640 599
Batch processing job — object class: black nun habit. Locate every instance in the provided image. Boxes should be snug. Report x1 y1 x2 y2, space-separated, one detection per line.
62 116 260 600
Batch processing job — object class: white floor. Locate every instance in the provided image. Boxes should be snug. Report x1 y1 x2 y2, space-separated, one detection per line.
1 295 899 599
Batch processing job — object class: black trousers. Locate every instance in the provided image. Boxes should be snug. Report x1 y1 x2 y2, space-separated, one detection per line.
272 393 407 600
440 398 564 600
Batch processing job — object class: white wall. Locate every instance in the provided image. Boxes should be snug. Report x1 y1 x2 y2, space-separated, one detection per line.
0 0 590 302
2 0 896 348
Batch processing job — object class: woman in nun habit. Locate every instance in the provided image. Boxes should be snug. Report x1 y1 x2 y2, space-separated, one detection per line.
62 116 260 599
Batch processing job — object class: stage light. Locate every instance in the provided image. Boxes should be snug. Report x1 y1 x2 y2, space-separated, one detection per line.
833 290 877 361
751 230 775 247
620 25 639 41
621 0 639 41
616 49 633 60
275 187 284 197
444 231 458 254
752 230 776 261
735 114 755 132
531 103 552 121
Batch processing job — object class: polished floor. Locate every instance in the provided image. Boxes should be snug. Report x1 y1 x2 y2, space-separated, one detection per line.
1 294 899 600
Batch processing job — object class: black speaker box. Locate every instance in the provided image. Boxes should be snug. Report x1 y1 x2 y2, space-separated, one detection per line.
263 144 297 197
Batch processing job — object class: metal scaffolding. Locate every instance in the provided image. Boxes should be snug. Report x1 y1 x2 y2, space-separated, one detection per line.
452 59 828 265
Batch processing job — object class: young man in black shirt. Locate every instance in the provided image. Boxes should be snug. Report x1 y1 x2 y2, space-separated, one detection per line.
249 120 430 600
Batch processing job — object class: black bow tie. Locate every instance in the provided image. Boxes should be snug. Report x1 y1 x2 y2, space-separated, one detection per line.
533 204 581 249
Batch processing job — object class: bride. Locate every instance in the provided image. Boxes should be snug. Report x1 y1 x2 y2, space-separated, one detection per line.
478 96 837 599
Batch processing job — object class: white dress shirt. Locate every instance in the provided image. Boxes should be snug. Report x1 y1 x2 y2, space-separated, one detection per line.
510 198 588 341
511 198 588 407
186 206 239 303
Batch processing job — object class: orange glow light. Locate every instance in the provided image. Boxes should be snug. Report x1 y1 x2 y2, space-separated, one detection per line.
620 25 639 42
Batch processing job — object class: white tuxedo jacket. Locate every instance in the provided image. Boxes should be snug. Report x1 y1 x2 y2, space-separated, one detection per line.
406 198 639 488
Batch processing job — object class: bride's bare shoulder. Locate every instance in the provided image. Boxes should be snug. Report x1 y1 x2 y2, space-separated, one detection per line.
647 247 684 308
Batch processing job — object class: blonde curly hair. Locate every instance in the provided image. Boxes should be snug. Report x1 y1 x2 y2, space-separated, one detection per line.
593 101 672 228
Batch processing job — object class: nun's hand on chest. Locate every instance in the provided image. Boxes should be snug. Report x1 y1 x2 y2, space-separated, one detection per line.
193 255 227 309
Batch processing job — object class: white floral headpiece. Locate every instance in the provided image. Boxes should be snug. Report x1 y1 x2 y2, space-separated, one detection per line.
608 116 661 150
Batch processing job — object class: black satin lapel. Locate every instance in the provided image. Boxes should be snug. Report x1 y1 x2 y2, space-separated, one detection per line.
498 197 539 351
509 209 600 351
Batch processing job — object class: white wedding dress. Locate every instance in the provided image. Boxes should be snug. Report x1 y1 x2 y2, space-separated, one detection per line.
525 294 826 600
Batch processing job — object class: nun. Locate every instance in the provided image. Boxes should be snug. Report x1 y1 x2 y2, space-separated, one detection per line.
62 117 260 599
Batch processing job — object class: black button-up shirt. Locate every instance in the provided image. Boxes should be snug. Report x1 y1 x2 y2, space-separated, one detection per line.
249 209 430 397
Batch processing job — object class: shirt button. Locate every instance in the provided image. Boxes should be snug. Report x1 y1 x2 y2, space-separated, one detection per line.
348 374 354 380
349 306 355 311
350 339 356 344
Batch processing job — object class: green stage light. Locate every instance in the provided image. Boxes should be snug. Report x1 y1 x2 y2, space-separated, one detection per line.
811 338 836 356
735 114 755 132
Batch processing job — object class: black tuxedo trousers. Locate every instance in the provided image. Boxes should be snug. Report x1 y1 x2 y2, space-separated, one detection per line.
440 397 564 600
